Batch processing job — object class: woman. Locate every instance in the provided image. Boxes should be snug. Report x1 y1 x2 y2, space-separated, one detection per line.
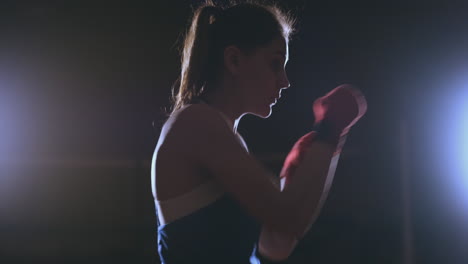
151 1 366 263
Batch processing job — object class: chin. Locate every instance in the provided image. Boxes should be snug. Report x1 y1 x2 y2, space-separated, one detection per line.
252 105 273 119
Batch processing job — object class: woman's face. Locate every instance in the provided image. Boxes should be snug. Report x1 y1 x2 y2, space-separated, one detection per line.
237 36 290 118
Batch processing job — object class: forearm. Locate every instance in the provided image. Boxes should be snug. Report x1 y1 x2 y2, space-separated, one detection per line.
293 151 341 237
280 140 337 235
257 140 340 261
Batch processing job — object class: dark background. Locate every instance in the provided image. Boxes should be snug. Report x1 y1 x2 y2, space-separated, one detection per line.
1 1 467 263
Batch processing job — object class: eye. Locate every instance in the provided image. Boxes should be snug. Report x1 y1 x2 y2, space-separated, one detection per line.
271 59 284 72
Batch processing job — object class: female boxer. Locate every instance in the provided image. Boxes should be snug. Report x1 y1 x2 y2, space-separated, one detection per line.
151 1 366 263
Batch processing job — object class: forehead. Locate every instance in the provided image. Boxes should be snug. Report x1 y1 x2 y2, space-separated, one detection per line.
255 37 289 60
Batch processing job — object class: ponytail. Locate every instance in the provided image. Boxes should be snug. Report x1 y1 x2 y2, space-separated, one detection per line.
171 3 222 112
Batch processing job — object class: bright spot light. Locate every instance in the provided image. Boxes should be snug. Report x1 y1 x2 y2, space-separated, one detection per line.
436 77 468 211
456 97 468 187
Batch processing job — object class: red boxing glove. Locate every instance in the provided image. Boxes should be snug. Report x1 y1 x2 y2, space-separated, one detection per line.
313 84 367 143
281 84 367 186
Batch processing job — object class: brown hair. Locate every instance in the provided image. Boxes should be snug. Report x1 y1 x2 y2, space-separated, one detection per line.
170 0 295 113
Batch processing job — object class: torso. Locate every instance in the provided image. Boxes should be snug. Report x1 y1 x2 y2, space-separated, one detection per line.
151 103 260 263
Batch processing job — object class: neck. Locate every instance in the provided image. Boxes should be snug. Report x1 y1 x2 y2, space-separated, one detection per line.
202 90 245 134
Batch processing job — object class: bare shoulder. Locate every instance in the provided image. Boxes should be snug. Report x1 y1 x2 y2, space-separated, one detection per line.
155 103 239 179
159 103 232 153
152 104 229 199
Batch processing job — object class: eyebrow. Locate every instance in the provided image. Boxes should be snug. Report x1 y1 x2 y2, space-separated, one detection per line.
274 51 286 58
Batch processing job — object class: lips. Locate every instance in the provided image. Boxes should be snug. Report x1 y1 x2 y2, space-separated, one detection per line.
276 92 282 100
269 92 281 105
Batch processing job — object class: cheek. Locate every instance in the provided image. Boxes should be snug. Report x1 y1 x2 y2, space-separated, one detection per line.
240 62 276 103
247 66 274 89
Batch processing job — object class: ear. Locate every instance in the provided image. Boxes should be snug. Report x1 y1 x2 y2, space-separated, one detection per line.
223 45 243 76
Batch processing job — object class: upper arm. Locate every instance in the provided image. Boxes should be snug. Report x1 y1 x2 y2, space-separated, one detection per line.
170 104 285 227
